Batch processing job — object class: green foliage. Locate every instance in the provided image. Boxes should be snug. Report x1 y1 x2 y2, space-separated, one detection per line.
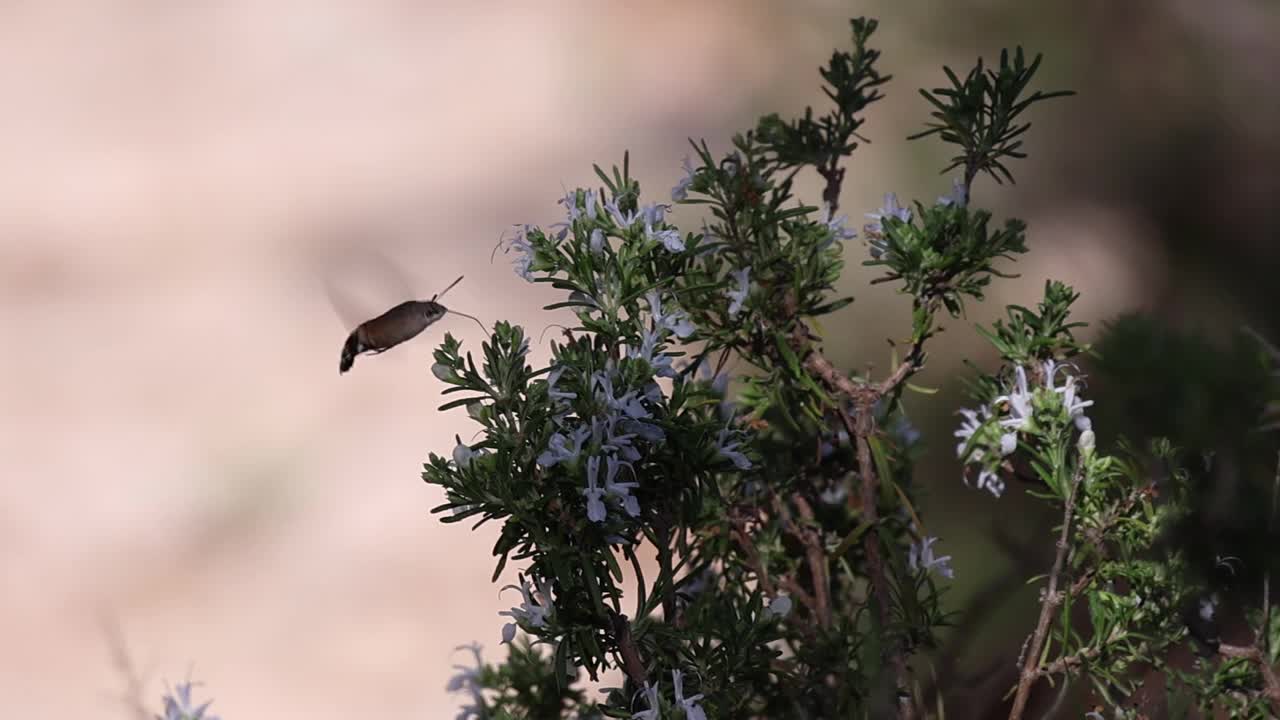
416 15 1280 720
909 47 1074 185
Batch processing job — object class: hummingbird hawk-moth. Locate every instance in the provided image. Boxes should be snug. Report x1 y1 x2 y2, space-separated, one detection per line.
338 275 483 374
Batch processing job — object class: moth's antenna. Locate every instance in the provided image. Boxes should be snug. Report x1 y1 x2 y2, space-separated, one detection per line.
490 229 508 263
538 323 571 343
432 275 465 302
447 309 489 335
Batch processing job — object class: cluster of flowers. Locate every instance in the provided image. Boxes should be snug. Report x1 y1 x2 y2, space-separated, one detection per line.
954 359 1095 498
862 178 967 261
631 669 708 720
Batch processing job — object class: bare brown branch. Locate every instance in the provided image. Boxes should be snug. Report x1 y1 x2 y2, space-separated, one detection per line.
1008 465 1085 720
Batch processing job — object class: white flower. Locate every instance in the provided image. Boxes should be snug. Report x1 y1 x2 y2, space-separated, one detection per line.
765 593 793 618
954 406 990 459
159 680 220 720
996 366 1034 430
584 456 608 523
632 682 661 720
937 177 967 207
672 670 707 720
908 536 955 579
498 577 554 643
672 155 698 201
819 202 857 241
999 431 1018 456
726 267 751 317
864 192 912 235
972 468 1005 498
1048 362 1094 432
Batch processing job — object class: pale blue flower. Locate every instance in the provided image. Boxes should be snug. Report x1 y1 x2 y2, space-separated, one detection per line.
628 326 676 378
453 439 475 468
584 456 608 523
584 188 599 220
606 199 640 228
864 192 912 234
537 425 591 468
546 366 577 403
159 680 220 720
590 228 606 254
646 290 696 339
908 536 955 579
672 670 707 720
559 188 582 223
507 224 537 281
446 643 484 693
716 425 752 470
819 202 857 241
632 682 661 720
646 222 685 252
672 155 698 201
603 455 640 517
726 267 751 317
937 177 967 207
499 577 554 642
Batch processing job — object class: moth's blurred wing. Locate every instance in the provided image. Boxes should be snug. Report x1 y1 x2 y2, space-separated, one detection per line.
311 240 416 332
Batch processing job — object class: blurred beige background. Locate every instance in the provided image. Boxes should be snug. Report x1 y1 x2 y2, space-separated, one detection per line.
0 2 1176 718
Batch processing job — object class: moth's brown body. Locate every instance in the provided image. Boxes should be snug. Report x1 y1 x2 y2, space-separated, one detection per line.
339 299 446 374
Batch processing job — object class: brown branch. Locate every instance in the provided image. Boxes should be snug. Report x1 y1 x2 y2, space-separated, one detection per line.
1264 451 1279 658
729 513 819 619
608 610 649 689
771 494 832 628
1218 643 1280 715
1008 465 1085 720
791 494 832 628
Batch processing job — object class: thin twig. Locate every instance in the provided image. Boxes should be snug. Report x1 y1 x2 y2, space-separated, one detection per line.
1008 465 1085 720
